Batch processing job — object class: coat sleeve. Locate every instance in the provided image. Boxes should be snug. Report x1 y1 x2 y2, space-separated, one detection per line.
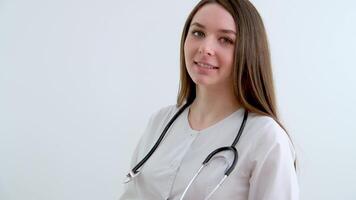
119 105 177 200
119 113 156 200
247 120 299 200
119 142 141 200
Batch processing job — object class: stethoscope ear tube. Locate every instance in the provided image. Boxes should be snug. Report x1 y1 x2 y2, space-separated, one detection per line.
124 170 141 183
124 102 192 183
232 110 248 146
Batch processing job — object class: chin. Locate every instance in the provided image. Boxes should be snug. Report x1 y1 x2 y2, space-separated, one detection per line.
192 78 216 86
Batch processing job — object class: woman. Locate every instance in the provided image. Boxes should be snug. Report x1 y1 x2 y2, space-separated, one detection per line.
120 0 299 199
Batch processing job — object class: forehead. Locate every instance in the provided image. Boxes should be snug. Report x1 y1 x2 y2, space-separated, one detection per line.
191 3 236 32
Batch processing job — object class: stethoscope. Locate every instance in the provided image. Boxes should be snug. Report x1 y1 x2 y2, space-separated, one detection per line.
124 102 248 200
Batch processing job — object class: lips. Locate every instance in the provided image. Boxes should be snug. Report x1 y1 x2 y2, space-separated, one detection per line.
194 61 219 69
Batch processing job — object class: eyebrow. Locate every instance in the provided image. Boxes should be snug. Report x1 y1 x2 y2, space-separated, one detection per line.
190 22 236 35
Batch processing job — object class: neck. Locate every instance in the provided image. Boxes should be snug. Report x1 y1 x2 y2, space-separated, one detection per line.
188 84 240 129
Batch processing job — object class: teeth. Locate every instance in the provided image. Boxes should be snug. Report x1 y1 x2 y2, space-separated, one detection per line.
196 62 216 69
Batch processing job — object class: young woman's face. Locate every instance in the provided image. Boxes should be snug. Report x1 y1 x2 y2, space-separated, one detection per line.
184 3 236 87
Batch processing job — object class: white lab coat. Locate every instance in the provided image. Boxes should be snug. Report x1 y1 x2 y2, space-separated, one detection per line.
120 104 299 200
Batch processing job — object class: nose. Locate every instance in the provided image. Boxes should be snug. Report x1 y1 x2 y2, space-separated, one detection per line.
198 37 215 56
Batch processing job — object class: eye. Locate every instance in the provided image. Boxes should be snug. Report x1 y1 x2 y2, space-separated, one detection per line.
191 30 205 38
220 37 234 45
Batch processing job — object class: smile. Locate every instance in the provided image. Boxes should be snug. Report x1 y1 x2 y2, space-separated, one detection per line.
194 61 219 69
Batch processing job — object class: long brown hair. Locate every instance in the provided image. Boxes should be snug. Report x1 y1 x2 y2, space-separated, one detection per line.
177 0 296 167
178 0 281 127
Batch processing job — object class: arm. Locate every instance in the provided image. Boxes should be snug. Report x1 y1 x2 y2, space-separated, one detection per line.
248 121 299 200
119 105 178 200
119 114 155 200
119 135 143 200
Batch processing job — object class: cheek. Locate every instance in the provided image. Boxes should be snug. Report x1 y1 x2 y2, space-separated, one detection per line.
183 41 191 72
183 41 189 59
184 40 196 65
220 49 235 72
226 53 234 66
225 48 235 64
184 38 192 55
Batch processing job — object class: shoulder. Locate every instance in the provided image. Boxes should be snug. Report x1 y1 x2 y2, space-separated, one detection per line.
245 113 296 161
136 104 179 156
245 113 299 199
148 104 179 127
246 113 291 145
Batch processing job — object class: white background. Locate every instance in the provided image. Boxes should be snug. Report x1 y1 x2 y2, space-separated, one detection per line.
1 0 355 199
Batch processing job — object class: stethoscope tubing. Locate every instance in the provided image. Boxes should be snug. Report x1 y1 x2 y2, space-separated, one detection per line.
133 103 190 173
125 101 249 200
